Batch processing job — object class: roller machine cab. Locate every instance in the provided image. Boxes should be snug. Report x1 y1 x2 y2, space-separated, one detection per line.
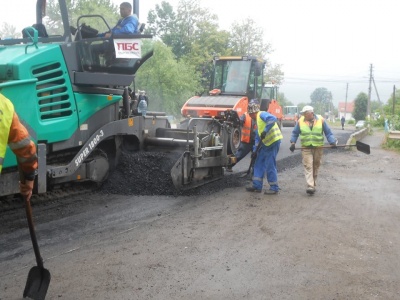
180 56 266 154
261 83 283 128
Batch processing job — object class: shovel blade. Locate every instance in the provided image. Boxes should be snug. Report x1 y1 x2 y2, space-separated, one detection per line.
23 266 51 300
239 172 249 178
355 141 370 154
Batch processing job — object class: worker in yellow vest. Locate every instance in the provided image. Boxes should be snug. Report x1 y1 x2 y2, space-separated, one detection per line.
245 102 283 195
0 93 38 199
289 105 337 195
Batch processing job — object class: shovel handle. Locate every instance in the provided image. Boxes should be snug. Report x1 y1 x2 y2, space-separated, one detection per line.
19 168 44 269
295 144 355 150
246 142 263 174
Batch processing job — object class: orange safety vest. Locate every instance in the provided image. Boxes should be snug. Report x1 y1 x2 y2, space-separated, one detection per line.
241 113 252 143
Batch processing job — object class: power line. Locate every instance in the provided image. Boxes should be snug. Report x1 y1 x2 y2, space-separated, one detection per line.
283 77 398 84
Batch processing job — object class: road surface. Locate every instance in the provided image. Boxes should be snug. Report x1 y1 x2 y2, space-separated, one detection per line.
1 126 399 299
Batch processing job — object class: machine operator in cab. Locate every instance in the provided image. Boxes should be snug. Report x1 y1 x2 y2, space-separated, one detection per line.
92 2 140 66
99 2 140 38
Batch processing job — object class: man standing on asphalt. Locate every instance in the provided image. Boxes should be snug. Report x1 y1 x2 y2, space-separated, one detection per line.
0 93 38 199
289 105 337 195
226 99 258 172
245 102 282 195
341 116 345 130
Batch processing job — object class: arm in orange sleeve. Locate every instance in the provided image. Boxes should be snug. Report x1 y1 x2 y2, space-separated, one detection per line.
8 112 38 179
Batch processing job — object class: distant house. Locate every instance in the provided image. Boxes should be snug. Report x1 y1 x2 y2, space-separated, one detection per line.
338 101 354 120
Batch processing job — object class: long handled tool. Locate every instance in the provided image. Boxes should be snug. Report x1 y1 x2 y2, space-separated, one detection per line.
19 170 51 300
295 140 370 155
240 142 263 178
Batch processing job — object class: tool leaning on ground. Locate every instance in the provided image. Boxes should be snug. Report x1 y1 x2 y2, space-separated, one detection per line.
240 142 263 178
291 140 370 155
19 169 51 300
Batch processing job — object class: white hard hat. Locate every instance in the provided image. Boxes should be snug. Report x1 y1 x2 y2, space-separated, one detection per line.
300 105 314 113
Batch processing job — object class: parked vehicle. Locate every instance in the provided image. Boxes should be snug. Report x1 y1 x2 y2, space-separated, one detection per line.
355 120 366 130
261 83 283 129
282 105 299 127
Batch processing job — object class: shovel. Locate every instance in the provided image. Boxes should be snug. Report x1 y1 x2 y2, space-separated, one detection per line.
239 142 263 178
19 170 51 300
295 140 370 155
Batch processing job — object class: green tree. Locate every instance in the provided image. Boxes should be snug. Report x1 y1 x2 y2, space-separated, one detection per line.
310 87 332 115
265 63 284 86
146 0 220 60
228 18 271 59
353 92 368 121
146 0 230 94
0 22 17 39
383 88 400 116
135 41 202 117
227 17 284 84
145 1 176 40
145 0 283 93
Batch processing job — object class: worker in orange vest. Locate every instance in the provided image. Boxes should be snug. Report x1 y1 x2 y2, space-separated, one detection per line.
226 100 257 172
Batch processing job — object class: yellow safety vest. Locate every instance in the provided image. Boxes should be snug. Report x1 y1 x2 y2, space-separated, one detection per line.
257 112 283 146
0 94 15 173
298 115 324 147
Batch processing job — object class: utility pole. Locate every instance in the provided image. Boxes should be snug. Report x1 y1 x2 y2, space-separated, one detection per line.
344 83 348 119
372 76 384 118
393 85 396 115
367 64 373 120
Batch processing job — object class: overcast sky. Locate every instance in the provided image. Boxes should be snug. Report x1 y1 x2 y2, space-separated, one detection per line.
123 0 400 107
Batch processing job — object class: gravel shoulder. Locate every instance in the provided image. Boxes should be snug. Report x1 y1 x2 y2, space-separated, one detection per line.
1 129 400 299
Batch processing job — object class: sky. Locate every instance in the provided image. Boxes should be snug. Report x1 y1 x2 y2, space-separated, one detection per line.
127 0 400 107
2 0 400 108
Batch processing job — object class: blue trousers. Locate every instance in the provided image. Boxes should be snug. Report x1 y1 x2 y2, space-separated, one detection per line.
252 140 281 191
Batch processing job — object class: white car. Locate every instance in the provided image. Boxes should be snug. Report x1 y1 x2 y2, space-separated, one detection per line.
355 120 366 130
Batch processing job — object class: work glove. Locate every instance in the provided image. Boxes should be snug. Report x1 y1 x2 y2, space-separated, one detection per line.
260 131 266 140
251 151 257 160
289 143 295 152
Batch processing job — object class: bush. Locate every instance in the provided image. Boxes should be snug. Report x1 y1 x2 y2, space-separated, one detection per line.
387 115 400 130
371 116 385 127
348 119 355 125
384 138 400 152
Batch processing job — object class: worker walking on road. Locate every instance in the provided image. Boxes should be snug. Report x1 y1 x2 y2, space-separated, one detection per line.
245 102 282 195
341 116 345 130
289 105 337 195
0 93 38 199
